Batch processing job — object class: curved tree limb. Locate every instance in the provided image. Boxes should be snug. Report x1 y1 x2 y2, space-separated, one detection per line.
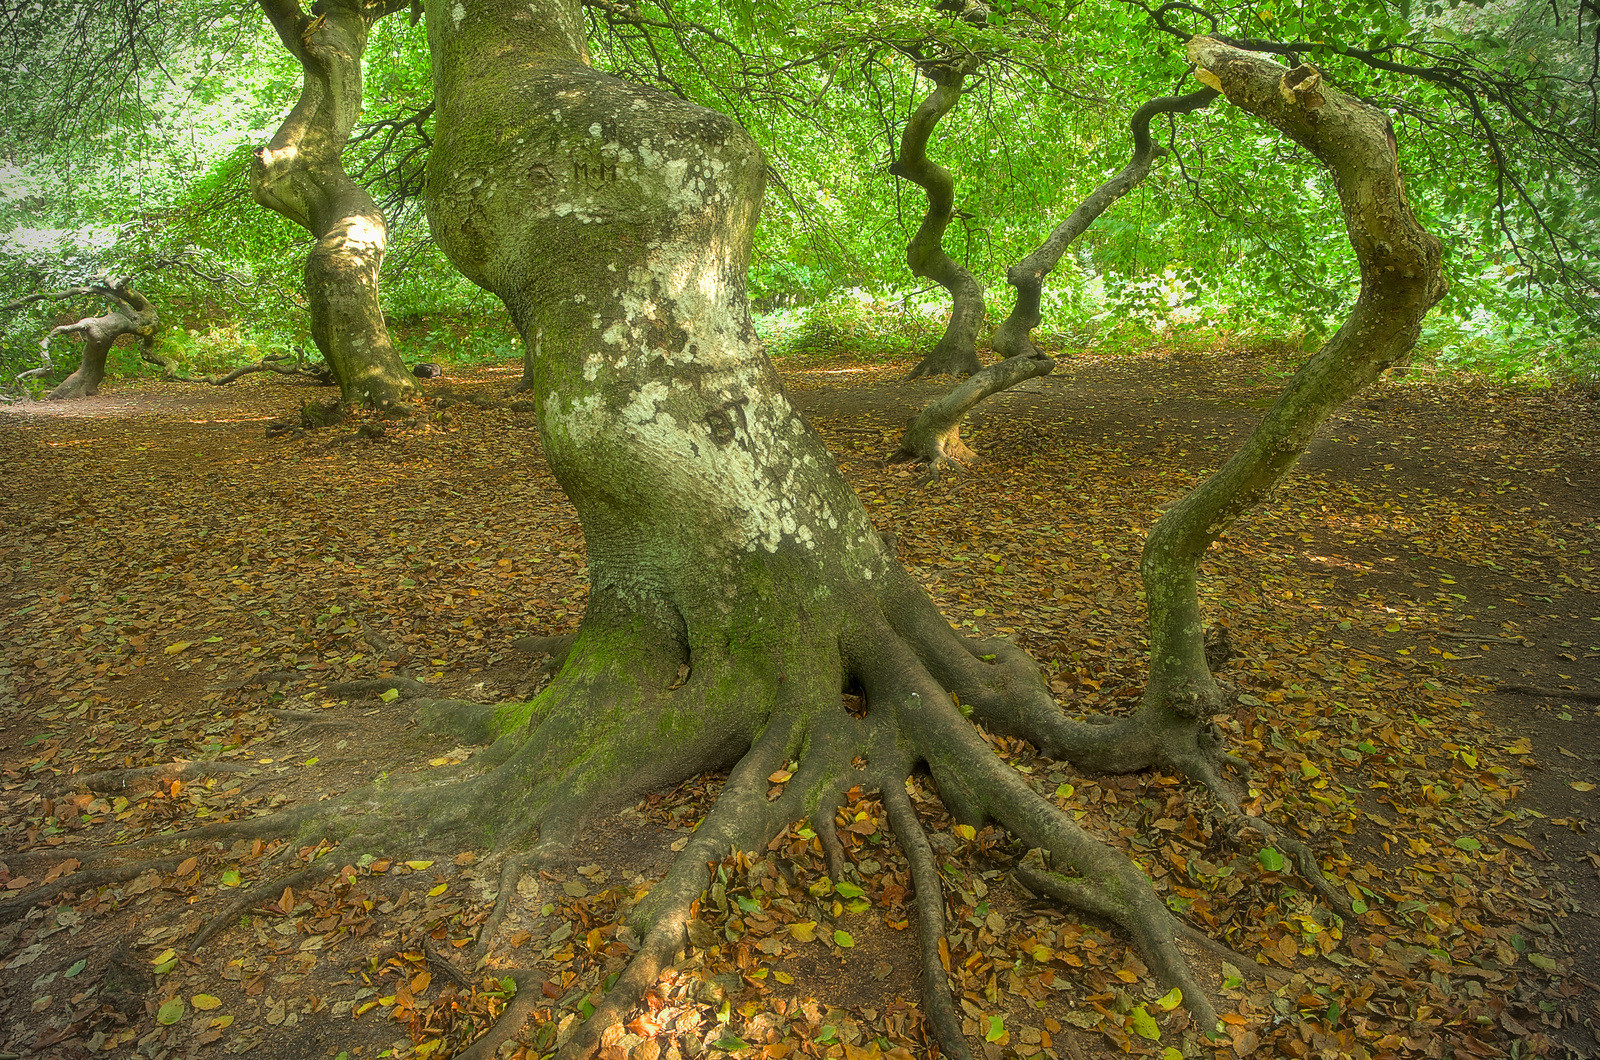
892 59 987 379
990 88 1219 360
888 352 1055 476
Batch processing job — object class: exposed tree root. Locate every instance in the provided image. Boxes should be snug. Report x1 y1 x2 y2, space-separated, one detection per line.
862 627 1224 1040
12 588 1268 1057
268 708 359 729
79 759 258 794
456 969 549 1060
810 805 851 883
541 718 784 1055
1496 683 1600 703
415 928 474 989
189 858 338 950
327 675 431 697
0 855 187 923
883 780 970 1060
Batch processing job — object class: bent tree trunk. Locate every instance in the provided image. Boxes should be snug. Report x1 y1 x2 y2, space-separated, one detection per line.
970 41 1446 864
421 1 1221 1052
252 0 417 409
990 88 1218 360
894 63 986 379
887 351 1054 474
891 89 1217 471
10 280 161 400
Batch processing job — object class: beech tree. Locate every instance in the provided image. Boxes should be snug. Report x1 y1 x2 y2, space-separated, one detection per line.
5 279 161 399
0 2 1456 1057
251 0 420 408
891 87 1219 473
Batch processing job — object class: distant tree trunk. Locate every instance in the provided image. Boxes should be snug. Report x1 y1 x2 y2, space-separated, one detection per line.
893 62 985 379
252 0 418 409
8 280 160 400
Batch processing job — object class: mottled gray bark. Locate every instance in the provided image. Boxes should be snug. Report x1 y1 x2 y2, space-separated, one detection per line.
892 63 986 379
252 0 417 408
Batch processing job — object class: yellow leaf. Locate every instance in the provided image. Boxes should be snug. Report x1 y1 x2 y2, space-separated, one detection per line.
774 970 793 985
427 883 448 897
952 824 976 842
1572 781 1596 792
405 860 434 870
164 641 192 655
210 1014 234 1028
192 994 223 1011
150 948 177 966
788 921 817 942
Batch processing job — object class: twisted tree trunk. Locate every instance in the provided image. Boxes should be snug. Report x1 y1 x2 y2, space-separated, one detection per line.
891 89 1217 471
9 280 160 400
892 63 986 379
959 42 1445 895
252 0 417 409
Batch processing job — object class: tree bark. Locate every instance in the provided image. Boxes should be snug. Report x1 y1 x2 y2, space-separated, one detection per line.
252 0 417 409
990 88 1218 360
892 64 985 379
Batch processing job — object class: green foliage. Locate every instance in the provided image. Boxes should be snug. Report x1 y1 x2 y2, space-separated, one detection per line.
758 289 941 362
1 0 1596 392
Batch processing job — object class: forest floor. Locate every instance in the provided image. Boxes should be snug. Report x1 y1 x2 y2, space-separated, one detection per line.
0 338 1597 1060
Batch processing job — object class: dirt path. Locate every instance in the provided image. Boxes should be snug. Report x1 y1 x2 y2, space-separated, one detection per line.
1 345 1596 1060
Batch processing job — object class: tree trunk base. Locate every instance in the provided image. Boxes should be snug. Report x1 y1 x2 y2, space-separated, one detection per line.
905 340 983 379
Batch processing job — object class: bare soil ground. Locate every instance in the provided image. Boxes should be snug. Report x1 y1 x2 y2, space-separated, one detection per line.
1 341 1596 1060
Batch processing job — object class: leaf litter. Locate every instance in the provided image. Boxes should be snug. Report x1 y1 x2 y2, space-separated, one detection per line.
0 343 1595 1059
